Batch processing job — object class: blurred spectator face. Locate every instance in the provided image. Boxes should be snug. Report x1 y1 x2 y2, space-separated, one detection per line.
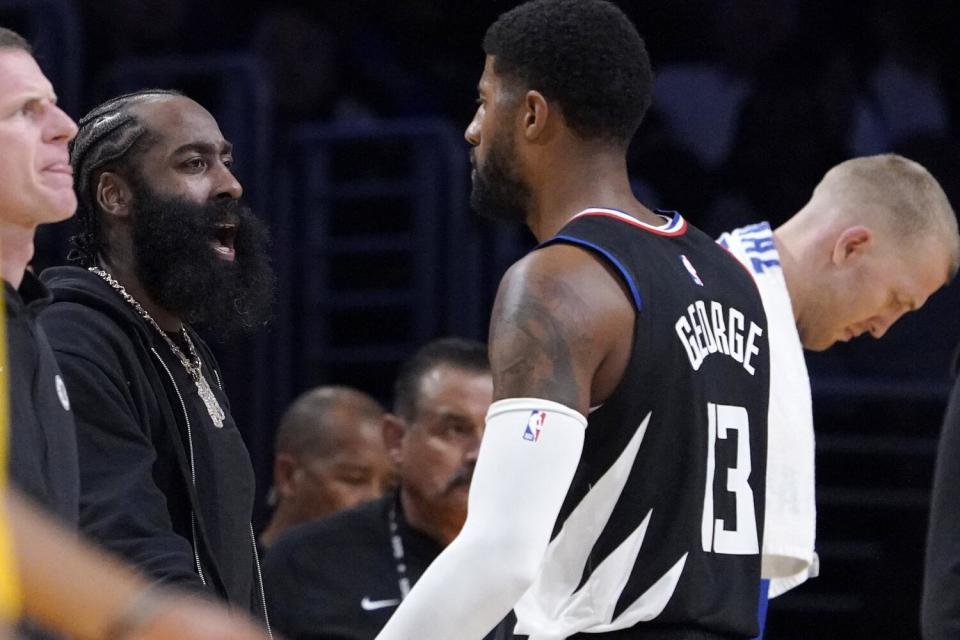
801 233 951 351
0 49 77 226
274 407 394 524
384 364 493 532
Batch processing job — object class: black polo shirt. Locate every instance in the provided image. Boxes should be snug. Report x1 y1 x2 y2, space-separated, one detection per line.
6 271 79 524
263 494 442 640
263 493 504 640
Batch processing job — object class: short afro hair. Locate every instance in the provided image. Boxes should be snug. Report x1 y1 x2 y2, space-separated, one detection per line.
483 0 653 146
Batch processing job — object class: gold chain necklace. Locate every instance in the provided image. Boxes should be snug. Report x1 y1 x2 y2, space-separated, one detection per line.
89 267 226 428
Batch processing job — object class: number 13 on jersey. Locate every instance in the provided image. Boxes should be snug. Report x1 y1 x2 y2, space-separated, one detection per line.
701 402 759 555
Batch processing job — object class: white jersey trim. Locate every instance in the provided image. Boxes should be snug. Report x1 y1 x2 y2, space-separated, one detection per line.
571 208 687 236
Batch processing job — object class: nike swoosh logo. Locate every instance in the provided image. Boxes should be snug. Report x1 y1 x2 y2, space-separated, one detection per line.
361 596 401 611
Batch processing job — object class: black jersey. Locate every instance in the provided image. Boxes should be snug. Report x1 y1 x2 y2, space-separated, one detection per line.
507 209 769 640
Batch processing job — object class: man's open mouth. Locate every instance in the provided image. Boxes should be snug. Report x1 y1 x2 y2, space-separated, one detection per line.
210 222 237 261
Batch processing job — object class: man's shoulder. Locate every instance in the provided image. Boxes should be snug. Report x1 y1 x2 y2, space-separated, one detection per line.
269 497 388 560
717 220 773 240
39 301 137 368
38 267 146 357
502 239 635 307
263 499 398 640
716 221 796 313
40 266 136 322
716 221 784 278
262 496 392 624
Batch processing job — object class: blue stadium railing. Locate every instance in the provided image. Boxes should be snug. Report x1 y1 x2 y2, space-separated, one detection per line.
278 118 477 402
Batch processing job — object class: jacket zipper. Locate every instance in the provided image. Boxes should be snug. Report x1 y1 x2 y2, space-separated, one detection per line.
250 524 273 638
200 361 272 636
152 348 208 586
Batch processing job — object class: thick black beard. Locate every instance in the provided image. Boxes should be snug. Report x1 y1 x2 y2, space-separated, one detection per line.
129 181 275 340
469 133 531 224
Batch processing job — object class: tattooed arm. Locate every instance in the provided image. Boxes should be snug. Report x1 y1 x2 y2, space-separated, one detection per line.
488 243 635 410
376 245 635 640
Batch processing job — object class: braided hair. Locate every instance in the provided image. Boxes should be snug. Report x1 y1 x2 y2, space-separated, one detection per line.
69 89 182 266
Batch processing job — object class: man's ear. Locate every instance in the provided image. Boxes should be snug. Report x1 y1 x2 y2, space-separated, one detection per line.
832 225 873 266
95 171 133 218
272 453 300 499
382 414 406 467
521 89 550 142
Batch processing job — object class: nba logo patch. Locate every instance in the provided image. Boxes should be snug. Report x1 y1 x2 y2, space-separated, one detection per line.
680 254 704 286
523 410 546 442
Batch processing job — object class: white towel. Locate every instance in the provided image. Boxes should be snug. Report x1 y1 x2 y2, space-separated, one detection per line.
718 222 818 598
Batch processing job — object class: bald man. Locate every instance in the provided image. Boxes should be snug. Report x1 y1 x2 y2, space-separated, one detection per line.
260 386 394 547
717 154 959 629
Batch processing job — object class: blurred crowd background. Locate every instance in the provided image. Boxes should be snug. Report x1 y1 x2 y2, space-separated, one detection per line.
6 0 960 637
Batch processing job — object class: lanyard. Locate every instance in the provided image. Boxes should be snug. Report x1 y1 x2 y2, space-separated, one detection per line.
387 502 412 599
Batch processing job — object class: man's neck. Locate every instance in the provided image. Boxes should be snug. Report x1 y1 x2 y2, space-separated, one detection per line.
399 486 462 547
259 504 297 548
98 255 182 332
772 223 811 328
525 151 658 242
0 220 37 290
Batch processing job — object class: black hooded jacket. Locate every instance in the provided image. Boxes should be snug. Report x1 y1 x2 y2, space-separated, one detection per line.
38 266 268 623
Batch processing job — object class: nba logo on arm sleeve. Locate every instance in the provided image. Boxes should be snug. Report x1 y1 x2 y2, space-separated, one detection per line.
523 410 546 442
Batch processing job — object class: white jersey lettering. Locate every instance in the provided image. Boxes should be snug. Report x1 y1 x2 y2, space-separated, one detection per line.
676 301 763 375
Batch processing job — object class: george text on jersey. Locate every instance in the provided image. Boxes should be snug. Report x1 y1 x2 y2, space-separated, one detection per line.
675 300 763 374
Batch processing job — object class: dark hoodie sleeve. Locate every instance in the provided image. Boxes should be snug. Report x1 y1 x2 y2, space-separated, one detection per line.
923 372 960 640
39 301 206 592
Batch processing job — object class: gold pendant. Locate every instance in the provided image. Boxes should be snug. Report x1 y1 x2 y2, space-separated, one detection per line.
194 374 226 428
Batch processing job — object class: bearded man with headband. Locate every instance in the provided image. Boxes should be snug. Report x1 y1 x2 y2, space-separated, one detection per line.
38 90 274 624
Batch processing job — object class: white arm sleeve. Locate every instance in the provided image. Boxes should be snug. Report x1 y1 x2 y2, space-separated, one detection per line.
375 398 587 640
